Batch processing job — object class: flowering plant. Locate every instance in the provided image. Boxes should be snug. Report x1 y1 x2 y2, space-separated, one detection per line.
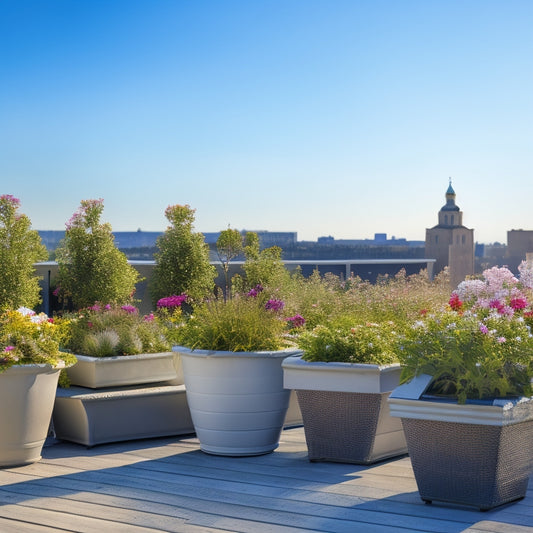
59 304 170 357
398 264 533 404
0 307 76 372
298 319 399 364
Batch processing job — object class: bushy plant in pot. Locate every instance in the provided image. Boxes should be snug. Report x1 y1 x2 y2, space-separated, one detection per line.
173 286 302 457
0 193 76 466
283 318 407 464
389 265 533 510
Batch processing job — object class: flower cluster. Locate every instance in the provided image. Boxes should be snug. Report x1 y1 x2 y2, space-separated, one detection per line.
265 299 284 312
0 307 75 372
157 294 188 309
286 314 306 329
398 304 533 403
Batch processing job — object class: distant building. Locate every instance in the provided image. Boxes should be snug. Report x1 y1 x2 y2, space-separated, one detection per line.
506 230 533 272
425 181 474 287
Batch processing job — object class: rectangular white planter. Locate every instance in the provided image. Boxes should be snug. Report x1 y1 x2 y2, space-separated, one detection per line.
283 356 406 464
53 384 194 446
66 352 177 388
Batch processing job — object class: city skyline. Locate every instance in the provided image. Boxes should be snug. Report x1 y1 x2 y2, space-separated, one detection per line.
2 1 533 244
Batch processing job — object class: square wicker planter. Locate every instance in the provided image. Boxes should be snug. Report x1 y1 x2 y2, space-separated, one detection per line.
389 374 533 510
283 355 406 464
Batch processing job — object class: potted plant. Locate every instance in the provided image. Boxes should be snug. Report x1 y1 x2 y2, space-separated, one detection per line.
174 289 301 457
58 303 175 388
389 265 533 510
283 319 407 464
0 194 75 467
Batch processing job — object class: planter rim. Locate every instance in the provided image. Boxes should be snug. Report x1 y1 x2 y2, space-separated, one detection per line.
3 361 66 374
173 345 302 359
389 374 533 426
74 351 174 363
282 354 401 373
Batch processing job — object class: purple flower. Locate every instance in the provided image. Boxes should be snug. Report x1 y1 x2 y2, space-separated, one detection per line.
479 324 489 334
157 294 187 309
121 305 138 314
247 284 264 298
287 314 306 328
265 299 284 312
4 346 15 353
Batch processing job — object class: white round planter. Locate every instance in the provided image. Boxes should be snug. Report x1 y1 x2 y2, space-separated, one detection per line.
66 351 177 388
0 363 63 467
283 355 406 464
175 346 301 456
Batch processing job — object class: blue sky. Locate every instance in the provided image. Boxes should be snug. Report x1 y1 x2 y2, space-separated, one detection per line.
1 0 532 244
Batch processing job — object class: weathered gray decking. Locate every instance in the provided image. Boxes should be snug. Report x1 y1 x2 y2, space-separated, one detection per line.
0 427 532 532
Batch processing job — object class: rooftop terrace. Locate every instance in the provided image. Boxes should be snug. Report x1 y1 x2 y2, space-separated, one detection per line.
1 427 532 532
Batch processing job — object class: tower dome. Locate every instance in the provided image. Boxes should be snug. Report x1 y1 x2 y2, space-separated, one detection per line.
441 178 460 212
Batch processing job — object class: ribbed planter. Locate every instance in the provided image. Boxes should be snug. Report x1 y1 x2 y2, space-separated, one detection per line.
66 351 177 388
0 363 64 467
389 374 533 510
175 346 301 456
282 355 406 464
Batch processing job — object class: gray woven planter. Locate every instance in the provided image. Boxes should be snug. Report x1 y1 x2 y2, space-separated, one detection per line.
283 356 406 464
389 374 533 510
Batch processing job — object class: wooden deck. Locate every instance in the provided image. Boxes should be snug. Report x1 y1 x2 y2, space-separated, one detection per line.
0 427 532 533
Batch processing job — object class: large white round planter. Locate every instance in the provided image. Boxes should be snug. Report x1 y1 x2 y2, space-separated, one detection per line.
282 355 406 464
66 351 177 388
175 346 301 456
0 363 63 467
389 374 533 510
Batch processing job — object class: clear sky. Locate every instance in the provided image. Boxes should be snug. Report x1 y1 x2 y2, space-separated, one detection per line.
2 0 532 244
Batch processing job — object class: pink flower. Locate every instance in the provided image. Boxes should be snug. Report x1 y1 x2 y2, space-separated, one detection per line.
247 284 264 298
121 305 138 314
4 346 15 353
510 297 528 310
449 293 463 311
479 324 489 334
143 313 155 322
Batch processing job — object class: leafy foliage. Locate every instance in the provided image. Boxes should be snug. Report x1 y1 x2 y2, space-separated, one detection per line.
398 309 533 403
299 319 399 364
0 195 48 310
55 199 140 309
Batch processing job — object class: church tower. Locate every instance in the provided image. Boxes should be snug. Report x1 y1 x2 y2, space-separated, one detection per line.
425 180 474 288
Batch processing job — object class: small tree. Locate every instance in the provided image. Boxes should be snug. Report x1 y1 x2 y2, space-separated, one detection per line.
216 228 244 299
0 195 48 310
55 199 140 309
150 204 216 304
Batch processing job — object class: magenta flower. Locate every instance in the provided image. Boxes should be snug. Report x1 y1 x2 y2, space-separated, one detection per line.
286 314 305 328
489 299 505 313
4 346 15 353
265 299 284 312
157 294 187 309
479 324 489 334
143 313 155 322
52 286 61 297
510 297 528 310
247 284 264 298
121 305 138 314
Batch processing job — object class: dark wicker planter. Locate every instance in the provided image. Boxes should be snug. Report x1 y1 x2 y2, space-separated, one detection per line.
389 374 533 510
296 389 406 464
283 356 406 464
401 417 533 510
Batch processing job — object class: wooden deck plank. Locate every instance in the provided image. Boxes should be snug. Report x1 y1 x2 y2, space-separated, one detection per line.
0 427 531 532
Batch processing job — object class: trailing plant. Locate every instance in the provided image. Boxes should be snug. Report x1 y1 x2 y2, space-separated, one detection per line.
0 195 48 311
150 204 216 304
60 304 170 357
55 199 140 309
